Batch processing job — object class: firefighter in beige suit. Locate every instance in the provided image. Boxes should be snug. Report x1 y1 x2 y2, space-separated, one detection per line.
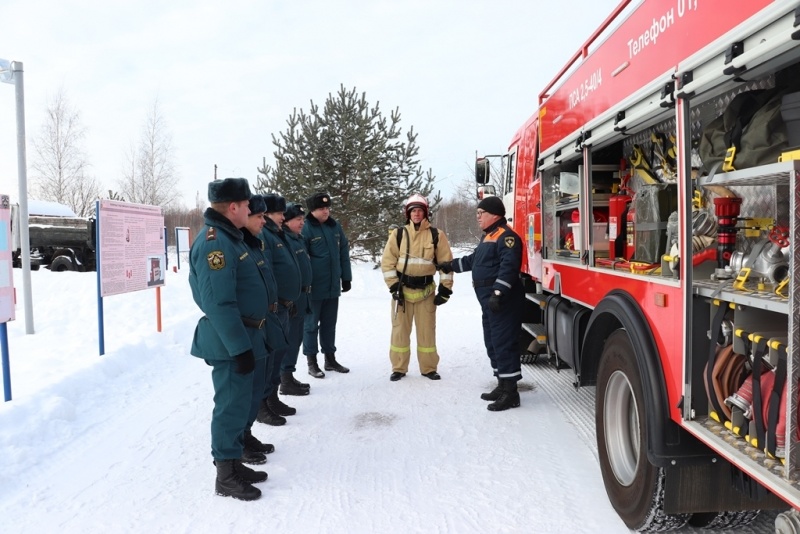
381 194 453 381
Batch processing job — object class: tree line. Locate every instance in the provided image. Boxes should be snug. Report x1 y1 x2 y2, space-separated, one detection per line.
30 84 485 259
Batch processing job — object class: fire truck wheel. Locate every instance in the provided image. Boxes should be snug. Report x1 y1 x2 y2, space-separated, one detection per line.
687 510 760 528
49 255 75 272
596 329 690 531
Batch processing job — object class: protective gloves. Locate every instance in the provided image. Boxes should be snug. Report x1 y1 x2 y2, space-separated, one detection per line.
435 261 453 274
433 284 452 306
342 280 351 292
389 282 403 302
488 291 503 313
234 349 255 374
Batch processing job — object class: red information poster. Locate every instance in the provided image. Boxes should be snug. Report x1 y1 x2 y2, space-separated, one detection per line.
98 200 165 297
0 195 14 322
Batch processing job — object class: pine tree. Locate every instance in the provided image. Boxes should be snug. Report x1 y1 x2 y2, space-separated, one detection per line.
256 85 440 260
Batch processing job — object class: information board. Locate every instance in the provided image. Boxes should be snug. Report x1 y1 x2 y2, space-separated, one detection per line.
98 200 165 297
0 195 14 323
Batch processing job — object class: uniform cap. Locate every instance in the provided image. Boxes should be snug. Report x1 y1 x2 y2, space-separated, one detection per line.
208 178 251 203
306 192 332 212
248 194 267 215
264 193 286 213
284 202 305 220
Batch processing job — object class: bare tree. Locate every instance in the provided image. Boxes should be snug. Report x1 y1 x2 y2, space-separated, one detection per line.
118 97 180 207
30 87 101 217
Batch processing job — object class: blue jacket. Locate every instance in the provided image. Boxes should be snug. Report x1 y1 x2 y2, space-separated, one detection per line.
260 218 301 302
189 208 271 361
302 213 352 300
452 218 523 296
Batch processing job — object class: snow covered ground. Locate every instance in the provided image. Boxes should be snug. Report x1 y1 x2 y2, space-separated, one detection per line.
0 254 779 533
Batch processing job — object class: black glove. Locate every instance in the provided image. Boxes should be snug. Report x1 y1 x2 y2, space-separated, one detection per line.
233 349 255 375
288 302 298 318
436 261 453 274
389 282 402 302
342 280 351 292
488 291 503 313
433 284 452 306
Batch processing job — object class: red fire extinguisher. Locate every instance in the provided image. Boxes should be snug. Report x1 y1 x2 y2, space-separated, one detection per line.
609 159 634 259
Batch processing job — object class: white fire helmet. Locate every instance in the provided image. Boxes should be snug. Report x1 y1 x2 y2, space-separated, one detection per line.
404 193 429 219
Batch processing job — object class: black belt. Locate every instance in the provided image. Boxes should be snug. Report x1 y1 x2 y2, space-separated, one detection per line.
301 286 312 293
279 299 293 309
398 273 434 289
472 278 496 288
242 316 266 329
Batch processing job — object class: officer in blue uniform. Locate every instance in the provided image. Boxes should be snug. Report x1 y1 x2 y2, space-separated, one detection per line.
189 178 269 501
280 202 314 395
240 194 281 462
436 196 524 411
257 193 302 426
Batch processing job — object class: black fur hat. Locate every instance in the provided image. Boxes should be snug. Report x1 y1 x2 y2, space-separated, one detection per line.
477 195 505 217
264 193 287 213
208 178 251 203
248 194 267 215
284 202 305 220
306 192 332 212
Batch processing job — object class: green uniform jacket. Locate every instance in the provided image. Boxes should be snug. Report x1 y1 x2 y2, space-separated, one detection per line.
189 208 271 361
283 226 313 312
260 218 301 302
302 213 352 300
243 230 286 353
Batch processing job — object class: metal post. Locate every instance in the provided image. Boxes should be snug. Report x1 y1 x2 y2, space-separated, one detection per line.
1 60 33 334
13 62 33 334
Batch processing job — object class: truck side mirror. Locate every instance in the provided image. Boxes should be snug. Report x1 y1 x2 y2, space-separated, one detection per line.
475 158 490 184
477 185 496 200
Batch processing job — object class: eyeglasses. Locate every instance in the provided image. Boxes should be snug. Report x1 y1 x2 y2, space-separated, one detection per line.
476 209 487 216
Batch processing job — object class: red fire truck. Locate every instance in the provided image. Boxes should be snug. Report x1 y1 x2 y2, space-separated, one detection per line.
479 0 800 531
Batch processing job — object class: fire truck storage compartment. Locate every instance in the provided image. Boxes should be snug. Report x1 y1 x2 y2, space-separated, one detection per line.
545 294 590 383
632 183 677 264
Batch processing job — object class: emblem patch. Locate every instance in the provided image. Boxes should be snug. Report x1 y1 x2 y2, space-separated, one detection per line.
207 251 225 270
504 236 516 248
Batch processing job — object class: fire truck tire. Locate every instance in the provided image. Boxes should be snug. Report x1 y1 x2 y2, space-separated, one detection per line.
687 510 760 529
49 255 75 272
596 329 690 532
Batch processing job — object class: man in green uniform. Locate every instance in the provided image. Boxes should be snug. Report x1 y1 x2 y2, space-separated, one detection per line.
189 178 269 501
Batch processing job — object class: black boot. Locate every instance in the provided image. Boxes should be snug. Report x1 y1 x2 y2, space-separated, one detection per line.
307 354 325 378
292 374 310 389
280 372 310 396
324 353 350 373
487 379 521 412
268 390 296 416
234 460 268 484
244 429 275 454
241 445 267 465
256 399 287 426
481 378 502 401
214 459 261 501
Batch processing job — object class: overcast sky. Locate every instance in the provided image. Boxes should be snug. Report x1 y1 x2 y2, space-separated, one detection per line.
0 0 621 208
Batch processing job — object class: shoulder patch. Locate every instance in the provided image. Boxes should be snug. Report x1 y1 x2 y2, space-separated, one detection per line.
206 227 217 241
504 236 516 248
207 250 225 270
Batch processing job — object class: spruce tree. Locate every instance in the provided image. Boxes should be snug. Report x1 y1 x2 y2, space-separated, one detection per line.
256 85 440 260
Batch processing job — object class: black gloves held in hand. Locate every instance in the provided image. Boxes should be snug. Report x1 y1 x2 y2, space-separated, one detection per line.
341 280 351 292
433 284 452 306
389 282 403 302
436 261 453 274
234 349 255 375
488 291 503 313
